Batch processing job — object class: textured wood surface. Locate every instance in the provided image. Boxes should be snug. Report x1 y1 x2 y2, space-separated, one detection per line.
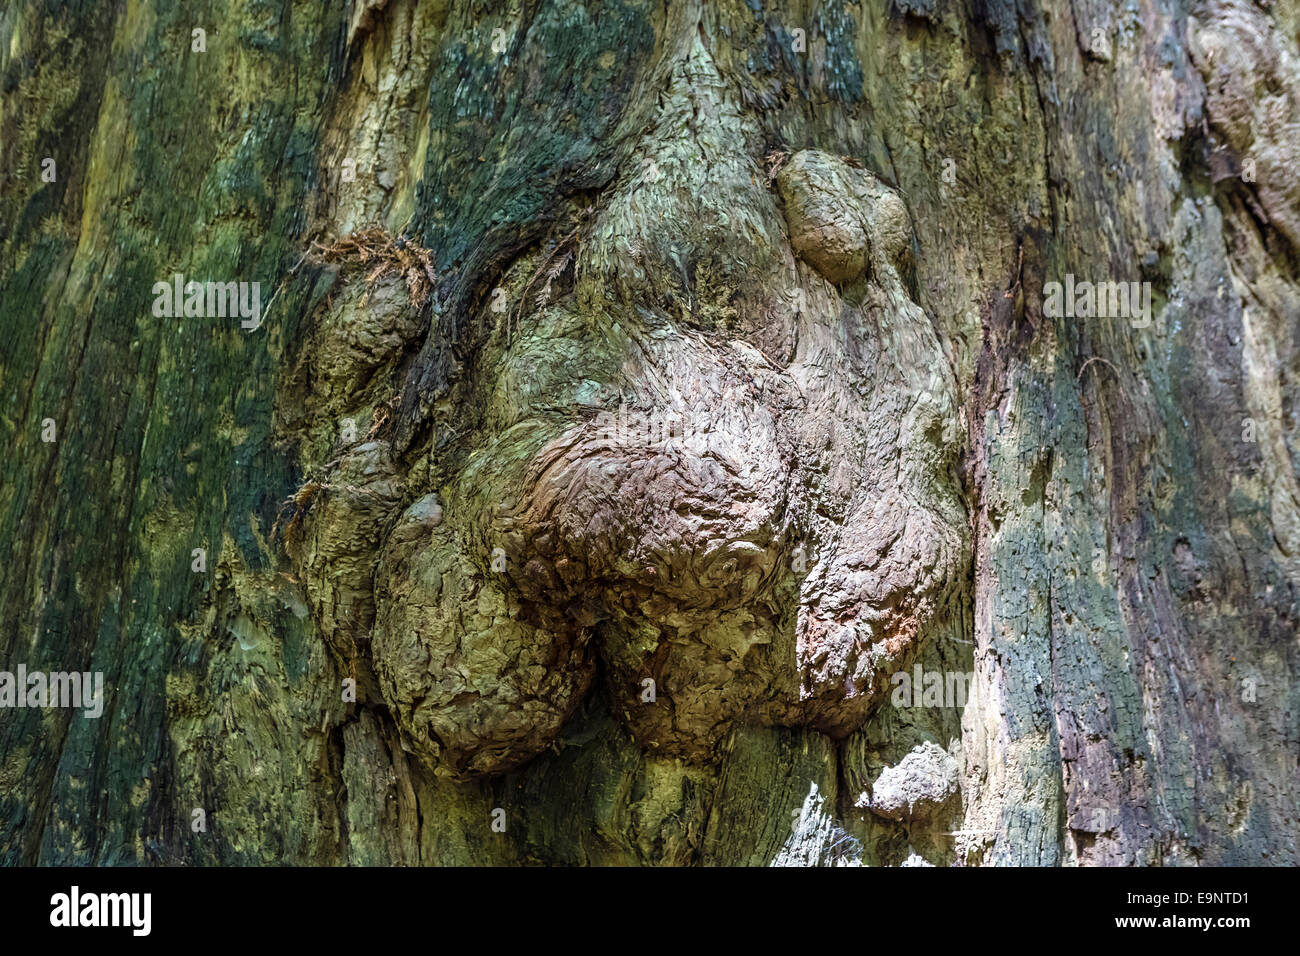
1 0 1296 865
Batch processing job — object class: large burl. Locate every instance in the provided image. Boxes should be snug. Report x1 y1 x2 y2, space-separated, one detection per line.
289 45 967 782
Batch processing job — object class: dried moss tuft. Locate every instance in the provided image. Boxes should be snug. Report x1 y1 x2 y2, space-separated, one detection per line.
309 227 437 308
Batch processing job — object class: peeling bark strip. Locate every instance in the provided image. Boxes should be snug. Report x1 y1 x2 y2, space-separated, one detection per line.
0 0 1296 866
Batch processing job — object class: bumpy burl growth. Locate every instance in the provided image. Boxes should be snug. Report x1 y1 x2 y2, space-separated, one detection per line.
776 149 913 285
286 86 967 780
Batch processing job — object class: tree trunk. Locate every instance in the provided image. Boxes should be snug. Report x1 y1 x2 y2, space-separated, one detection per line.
1 0 1296 866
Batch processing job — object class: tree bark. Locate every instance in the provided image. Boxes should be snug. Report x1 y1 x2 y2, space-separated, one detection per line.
1 0 1296 866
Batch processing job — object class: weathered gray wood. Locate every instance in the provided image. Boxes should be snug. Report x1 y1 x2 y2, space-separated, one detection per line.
1 0 1296 865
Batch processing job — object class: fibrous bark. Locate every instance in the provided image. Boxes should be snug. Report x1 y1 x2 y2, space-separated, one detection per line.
1 0 1296 866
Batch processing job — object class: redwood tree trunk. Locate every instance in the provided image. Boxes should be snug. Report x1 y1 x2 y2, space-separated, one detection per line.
1 0 1296 866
